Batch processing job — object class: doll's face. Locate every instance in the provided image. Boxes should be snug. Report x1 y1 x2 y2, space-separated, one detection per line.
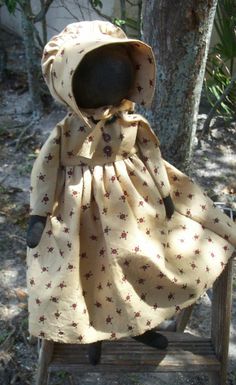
72 44 135 109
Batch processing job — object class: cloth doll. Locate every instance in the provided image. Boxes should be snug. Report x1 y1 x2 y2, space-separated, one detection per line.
26 20 236 365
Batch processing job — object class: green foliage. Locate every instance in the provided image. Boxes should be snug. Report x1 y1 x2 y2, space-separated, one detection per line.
91 0 103 8
90 0 141 36
0 0 17 13
113 16 139 32
113 17 126 27
205 0 236 117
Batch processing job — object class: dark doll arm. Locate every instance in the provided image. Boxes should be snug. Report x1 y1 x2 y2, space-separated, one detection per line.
27 215 47 248
27 125 61 248
137 120 175 219
163 195 175 219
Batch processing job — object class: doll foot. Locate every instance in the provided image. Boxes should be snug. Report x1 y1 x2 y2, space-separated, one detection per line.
88 341 102 365
133 330 168 349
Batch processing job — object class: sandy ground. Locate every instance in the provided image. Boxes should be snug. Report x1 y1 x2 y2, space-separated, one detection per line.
0 28 235 385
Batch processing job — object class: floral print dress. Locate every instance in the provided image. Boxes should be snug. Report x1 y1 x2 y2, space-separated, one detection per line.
27 21 236 344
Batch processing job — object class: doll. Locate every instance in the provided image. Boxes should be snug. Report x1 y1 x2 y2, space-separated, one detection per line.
27 20 236 365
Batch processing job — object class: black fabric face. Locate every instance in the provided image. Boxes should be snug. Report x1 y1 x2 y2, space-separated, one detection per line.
72 44 135 109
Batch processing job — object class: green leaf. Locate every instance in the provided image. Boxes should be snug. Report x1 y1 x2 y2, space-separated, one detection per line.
205 0 236 118
91 0 103 9
4 0 17 13
113 18 126 27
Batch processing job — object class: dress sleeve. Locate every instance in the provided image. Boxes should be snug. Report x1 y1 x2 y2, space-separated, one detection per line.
30 124 61 216
137 119 171 199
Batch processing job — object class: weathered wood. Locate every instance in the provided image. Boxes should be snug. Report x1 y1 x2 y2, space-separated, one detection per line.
176 305 194 332
35 339 54 385
211 254 234 385
209 372 221 385
48 332 220 374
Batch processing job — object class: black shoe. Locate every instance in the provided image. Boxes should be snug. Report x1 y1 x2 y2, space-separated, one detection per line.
133 330 168 349
88 341 102 365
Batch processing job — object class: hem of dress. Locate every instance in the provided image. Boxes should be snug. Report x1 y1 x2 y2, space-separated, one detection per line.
28 250 235 344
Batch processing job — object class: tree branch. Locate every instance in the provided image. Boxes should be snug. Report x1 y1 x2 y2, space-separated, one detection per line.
59 0 80 21
34 0 54 23
33 23 44 49
126 0 142 6
74 0 86 20
88 0 112 22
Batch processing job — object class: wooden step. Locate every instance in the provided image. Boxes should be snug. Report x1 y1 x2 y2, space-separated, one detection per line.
49 332 220 373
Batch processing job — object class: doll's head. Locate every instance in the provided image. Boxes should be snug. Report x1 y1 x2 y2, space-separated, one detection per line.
72 44 135 109
42 21 156 115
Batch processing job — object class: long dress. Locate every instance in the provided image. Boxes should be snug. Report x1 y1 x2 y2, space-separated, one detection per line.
27 20 236 343
27 100 236 343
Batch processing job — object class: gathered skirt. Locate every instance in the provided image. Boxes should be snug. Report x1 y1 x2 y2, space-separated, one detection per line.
27 154 235 343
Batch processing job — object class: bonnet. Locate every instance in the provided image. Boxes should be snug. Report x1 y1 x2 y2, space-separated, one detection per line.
41 20 156 119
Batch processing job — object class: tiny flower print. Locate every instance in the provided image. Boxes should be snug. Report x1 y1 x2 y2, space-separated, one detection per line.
190 261 198 270
39 315 46 323
118 212 128 221
133 245 141 253
137 217 145 224
137 84 143 93
42 194 49 205
58 281 67 289
67 263 75 271
54 310 61 319
140 264 150 271
50 296 59 303
174 190 182 197
71 322 78 328
104 226 111 235
37 173 46 182
106 315 113 324
141 292 147 300
84 271 93 280
44 153 53 162
123 259 131 267
45 281 52 289
120 231 128 240
137 278 145 285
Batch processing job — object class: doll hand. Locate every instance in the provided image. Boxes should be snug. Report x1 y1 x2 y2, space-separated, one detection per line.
163 195 175 219
26 215 47 248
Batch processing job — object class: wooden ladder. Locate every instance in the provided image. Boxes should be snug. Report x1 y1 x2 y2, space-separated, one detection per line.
35 254 234 385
